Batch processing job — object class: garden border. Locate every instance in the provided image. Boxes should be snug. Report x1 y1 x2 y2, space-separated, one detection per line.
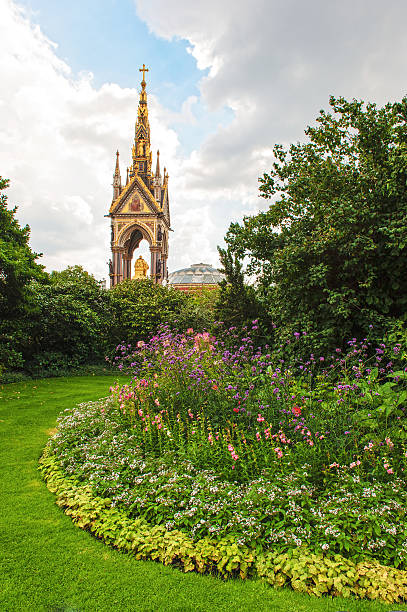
39 449 407 604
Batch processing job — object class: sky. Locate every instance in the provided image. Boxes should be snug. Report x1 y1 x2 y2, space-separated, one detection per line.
1 0 407 281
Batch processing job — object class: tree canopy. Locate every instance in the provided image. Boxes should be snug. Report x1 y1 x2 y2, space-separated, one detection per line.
0 177 45 371
223 96 407 352
109 278 197 347
0 177 44 317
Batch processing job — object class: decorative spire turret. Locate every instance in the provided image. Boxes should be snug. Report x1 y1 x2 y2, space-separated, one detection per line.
112 150 121 201
153 150 162 202
130 64 151 184
155 150 161 179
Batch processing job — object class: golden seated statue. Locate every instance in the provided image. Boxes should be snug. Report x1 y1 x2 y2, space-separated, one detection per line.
133 255 149 279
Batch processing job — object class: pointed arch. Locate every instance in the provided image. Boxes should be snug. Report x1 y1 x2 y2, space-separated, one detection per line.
117 221 154 249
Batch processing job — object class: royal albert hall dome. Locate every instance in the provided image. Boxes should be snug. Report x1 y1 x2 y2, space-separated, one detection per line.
167 263 225 292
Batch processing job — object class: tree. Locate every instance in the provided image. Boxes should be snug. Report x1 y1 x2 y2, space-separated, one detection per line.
224 96 407 353
0 177 44 315
108 278 196 347
215 247 270 343
25 266 110 371
0 177 45 370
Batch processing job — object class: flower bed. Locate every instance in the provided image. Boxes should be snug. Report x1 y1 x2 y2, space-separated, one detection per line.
42 324 407 601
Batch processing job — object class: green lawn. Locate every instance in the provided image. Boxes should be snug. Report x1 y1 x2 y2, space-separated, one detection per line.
0 376 402 612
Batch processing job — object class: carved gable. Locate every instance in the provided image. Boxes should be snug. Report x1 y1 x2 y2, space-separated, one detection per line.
111 178 160 216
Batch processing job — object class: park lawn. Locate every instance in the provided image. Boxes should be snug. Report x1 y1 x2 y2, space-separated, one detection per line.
0 376 400 612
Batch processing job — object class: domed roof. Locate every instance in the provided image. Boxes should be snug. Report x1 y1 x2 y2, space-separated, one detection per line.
168 263 225 285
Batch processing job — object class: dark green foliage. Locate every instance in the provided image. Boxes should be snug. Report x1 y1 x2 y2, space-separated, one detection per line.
109 278 197 346
224 96 407 353
18 266 110 376
215 247 272 344
188 285 220 331
0 177 45 371
0 177 44 314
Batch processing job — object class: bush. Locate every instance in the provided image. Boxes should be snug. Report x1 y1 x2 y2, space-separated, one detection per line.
23 266 111 371
108 278 199 347
40 438 407 603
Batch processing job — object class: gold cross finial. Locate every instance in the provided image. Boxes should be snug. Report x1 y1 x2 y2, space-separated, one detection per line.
139 64 149 82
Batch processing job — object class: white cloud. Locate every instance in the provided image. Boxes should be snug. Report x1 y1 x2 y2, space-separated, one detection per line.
0 0 188 279
133 0 407 272
3 0 407 282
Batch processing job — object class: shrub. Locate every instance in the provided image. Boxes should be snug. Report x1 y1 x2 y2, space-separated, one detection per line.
108 278 199 347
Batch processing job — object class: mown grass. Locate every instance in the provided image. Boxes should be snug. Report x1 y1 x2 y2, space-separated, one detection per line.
0 376 402 612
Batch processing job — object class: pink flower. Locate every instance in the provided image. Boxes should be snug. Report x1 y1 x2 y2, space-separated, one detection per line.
227 443 239 461
292 405 302 416
385 437 394 449
137 340 145 348
187 328 194 334
154 398 160 406
256 432 261 441
257 414 265 422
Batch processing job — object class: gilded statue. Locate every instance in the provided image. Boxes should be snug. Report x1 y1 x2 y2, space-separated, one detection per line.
134 255 149 279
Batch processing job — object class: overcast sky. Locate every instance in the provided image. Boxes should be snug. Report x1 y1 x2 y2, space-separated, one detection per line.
1 0 407 280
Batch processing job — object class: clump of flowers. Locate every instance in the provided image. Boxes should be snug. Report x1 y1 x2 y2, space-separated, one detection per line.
109 324 407 485
46 323 407 573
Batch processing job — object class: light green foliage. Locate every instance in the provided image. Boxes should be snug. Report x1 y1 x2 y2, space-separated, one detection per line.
224 96 407 354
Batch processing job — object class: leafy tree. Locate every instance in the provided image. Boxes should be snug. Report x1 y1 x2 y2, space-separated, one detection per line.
109 278 196 347
215 247 270 343
25 266 110 371
0 176 44 314
0 177 45 370
224 96 407 353
188 285 220 331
